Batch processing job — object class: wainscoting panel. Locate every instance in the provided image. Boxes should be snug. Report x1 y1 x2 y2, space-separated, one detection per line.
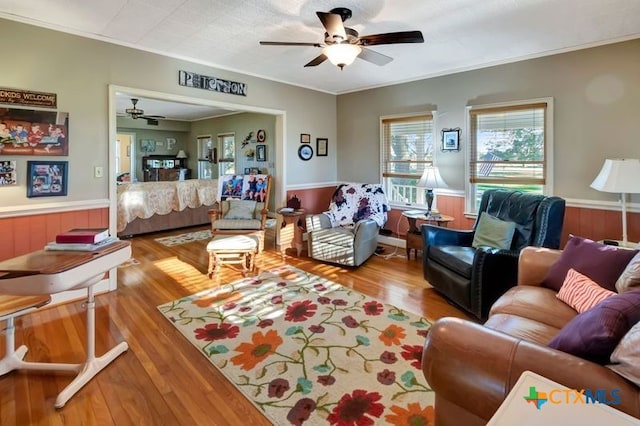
289 190 640 249
0 208 109 261
285 186 341 215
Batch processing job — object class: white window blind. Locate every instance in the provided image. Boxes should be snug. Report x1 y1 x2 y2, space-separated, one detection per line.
381 114 434 180
380 113 434 205
469 103 547 185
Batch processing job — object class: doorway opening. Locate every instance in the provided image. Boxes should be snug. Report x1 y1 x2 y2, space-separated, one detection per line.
108 85 286 237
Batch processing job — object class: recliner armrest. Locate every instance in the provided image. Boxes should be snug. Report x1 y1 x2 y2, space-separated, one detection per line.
421 224 475 246
422 318 640 423
353 219 378 241
471 247 520 319
305 213 332 232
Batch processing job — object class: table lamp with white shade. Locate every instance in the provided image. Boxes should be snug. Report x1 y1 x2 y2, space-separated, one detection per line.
590 158 640 245
417 166 448 214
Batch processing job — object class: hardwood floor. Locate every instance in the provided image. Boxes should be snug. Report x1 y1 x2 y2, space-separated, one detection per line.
0 226 473 425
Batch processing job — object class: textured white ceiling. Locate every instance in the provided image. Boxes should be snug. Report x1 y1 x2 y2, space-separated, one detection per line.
2 0 640 118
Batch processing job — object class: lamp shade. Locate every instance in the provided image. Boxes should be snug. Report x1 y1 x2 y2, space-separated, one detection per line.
323 44 362 69
417 166 448 189
176 150 188 159
590 158 640 193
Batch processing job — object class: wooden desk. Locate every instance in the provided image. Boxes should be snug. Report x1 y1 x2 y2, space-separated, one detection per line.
276 208 306 257
0 241 131 408
403 211 454 260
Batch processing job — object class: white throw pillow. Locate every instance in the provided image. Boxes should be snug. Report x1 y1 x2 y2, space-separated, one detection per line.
607 321 640 386
224 200 256 220
616 251 640 293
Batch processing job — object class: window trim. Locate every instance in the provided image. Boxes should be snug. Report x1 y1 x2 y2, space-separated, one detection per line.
464 97 554 214
379 111 438 208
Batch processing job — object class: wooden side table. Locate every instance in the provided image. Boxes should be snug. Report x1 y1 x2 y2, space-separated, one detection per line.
403 211 454 260
276 208 306 257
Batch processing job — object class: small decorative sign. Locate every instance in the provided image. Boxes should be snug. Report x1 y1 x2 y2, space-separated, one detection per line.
178 70 247 96
0 88 57 108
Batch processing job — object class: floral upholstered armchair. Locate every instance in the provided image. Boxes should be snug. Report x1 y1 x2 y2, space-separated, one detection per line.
305 183 390 267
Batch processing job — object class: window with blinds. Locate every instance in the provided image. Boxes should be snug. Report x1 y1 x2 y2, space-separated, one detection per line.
380 113 434 205
467 100 551 211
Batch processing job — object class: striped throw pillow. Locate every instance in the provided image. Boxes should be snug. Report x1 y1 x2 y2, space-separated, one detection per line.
556 268 616 313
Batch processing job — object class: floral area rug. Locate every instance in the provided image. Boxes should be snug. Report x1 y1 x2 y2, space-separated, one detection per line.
157 265 434 425
154 230 212 246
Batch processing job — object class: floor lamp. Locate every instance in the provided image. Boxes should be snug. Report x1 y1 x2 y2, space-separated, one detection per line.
590 158 640 245
417 166 448 214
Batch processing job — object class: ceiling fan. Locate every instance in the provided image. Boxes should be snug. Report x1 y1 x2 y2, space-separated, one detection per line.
125 98 166 124
259 7 424 70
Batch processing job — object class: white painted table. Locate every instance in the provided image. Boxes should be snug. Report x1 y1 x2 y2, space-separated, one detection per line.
0 241 131 408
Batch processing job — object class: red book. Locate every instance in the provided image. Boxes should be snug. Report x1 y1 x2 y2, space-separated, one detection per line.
55 228 110 244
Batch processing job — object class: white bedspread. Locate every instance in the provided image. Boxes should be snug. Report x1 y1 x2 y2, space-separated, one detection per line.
117 179 218 232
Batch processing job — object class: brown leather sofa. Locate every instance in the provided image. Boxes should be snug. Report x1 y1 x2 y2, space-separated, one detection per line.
422 246 640 425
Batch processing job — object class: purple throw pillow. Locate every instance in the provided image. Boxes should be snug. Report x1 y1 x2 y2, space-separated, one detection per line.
542 236 638 292
548 289 640 364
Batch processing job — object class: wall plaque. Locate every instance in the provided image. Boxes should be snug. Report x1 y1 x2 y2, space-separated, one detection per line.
0 88 57 108
178 70 247 96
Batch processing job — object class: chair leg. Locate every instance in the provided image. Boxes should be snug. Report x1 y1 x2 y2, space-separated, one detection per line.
208 252 219 278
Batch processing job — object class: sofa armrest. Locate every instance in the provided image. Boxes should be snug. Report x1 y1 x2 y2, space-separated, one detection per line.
421 224 475 246
422 318 640 423
518 246 562 287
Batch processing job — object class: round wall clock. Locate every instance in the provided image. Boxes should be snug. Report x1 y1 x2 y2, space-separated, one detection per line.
256 129 266 142
298 144 313 161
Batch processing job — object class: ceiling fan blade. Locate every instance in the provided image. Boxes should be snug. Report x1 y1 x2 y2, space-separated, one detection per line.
358 48 393 66
142 115 165 119
260 41 322 47
304 53 328 67
359 31 424 46
316 11 347 41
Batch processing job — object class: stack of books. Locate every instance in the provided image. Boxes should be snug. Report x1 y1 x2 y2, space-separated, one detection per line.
45 228 118 251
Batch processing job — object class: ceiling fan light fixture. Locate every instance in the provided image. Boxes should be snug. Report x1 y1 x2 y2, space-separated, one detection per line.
323 43 362 69
125 108 143 118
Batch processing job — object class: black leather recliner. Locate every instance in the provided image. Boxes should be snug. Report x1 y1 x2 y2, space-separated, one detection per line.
421 189 566 320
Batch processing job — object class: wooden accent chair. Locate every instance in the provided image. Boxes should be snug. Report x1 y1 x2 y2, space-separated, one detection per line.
208 174 272 252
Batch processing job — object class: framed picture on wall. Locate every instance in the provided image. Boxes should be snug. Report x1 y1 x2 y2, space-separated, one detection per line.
0 160 17 185
0 108 69 156
442 128 461 151
300 133 311 143
27 160 68 197
316 138 328 156
140 139 156 152
256 144 266 161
